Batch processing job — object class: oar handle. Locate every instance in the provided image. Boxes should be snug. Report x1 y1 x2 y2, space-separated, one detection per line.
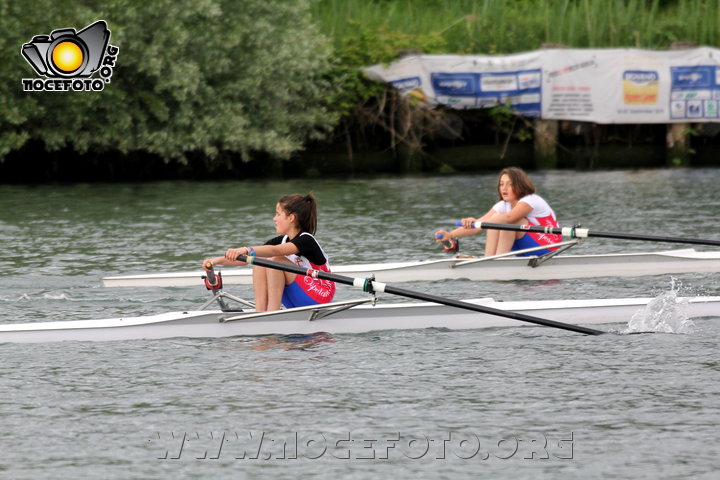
435 233 459 252
203 263 223 290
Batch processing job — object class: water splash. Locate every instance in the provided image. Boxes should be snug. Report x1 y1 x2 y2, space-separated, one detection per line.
42 292 72 300
624 280 696 334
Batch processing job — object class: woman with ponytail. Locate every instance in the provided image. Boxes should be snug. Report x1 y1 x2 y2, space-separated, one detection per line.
203 193 335 311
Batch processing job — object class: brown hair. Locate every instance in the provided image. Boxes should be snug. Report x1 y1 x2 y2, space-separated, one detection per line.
497 167 535 200
278 193 318 234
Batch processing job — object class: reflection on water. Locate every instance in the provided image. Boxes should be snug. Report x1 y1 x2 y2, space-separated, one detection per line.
249 332 336 351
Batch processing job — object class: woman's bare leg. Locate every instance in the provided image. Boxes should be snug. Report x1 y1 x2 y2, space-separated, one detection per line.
484 211 528 255
264 262 288 311
252 265 269 311
252 257 298 311
495 230 520 254
484 228 500 256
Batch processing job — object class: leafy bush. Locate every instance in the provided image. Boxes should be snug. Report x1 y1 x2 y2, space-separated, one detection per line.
1 0 337 165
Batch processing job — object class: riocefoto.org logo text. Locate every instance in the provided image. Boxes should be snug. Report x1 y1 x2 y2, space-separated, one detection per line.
21 20 119 92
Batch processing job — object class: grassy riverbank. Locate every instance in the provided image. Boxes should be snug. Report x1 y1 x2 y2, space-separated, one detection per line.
312 0 720 53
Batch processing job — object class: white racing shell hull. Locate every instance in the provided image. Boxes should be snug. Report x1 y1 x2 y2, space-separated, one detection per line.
1 296 719 343
102 249 720 287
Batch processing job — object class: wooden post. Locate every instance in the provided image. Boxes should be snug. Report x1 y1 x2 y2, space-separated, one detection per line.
533 44 566 169
394 49 424 173
666 41 697 167
666 123 690 167
533 118 559 169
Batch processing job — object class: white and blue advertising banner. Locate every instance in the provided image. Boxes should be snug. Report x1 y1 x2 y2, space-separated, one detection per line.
363 47 720 124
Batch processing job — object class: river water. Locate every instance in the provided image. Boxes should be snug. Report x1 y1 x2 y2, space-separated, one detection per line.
1 169 719 479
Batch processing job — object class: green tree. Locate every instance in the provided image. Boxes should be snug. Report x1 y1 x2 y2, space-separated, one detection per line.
1 0 338 165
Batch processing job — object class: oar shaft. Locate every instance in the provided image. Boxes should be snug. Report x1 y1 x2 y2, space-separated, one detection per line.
237 255 604 335
381 284 604 335
584 229 720 246
464 221 720 247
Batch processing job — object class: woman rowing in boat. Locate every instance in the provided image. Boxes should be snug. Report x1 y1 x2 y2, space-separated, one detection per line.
202 193 335 311
434 167 561 256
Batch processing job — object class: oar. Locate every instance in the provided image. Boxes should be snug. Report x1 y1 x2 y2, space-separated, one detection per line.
236 255 605 336
456 221 720 247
